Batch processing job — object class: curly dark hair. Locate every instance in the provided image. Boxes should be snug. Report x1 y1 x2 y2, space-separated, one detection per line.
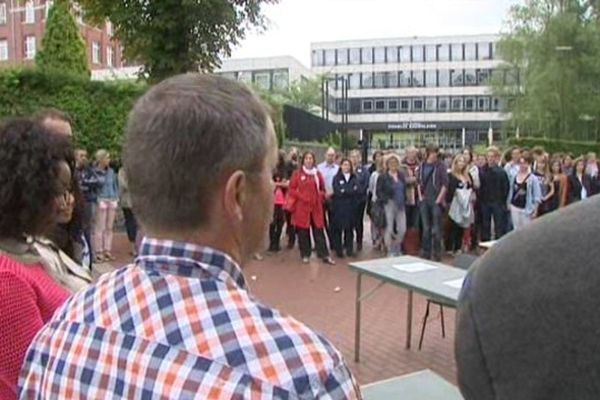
0 118 73 239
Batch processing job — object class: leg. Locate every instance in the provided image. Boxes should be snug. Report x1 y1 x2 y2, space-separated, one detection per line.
354 273 363 362
94 202 107 255
395 208 407 251
331 226 343 257
431 204 443 261
296 228 312 258
344 228 354 256
440 304 446 338
481 204 492 242
419 202 433 259
493 204 507 239
313 227 330 260
449 219 462 252
123 208 136 243
285 211 296 248
274 206 285 250
384 201 396 255
104 203 117 253
418 300 431 350
355 200 366 250
406 290 413 349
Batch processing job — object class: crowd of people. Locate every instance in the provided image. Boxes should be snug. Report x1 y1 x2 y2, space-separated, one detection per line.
267 142 600 263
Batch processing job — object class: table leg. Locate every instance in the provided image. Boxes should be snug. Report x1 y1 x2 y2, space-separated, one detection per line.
354 273 362 362
406 290 413 349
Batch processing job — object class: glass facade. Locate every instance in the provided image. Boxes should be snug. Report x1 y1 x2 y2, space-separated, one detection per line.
438 44 450 61
361 72 373 88
324 49 336 66
425 45 437 62
337 49 348 65
386 46 398 63
425 70 437 87
362 47 373 64
400 46 411 63
374 47 386 64
451 44 463 61
412 45 424 62
349 48 361 65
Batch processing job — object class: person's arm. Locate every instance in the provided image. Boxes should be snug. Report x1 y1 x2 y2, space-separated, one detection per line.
559 175 568 207
0 272 46 398
530 176 543 217
543 177 555 202
289 172 309 203
501 169 510 208
435 166 449 205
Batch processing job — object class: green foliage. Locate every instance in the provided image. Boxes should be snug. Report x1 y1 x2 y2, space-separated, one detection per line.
78 0 279 83
36 1 90 78
509 137 600 156
0 68 145 156
276 76 322 113
495 0 600 142
255 89 287 148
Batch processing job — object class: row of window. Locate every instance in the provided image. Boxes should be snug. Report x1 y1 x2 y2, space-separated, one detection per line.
328 68 519 90
313 42 496 67
0 1 49 25
334 96 504 114
219 69 291 91
0 37 115 66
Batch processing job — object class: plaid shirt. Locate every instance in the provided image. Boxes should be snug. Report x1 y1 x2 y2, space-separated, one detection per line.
20 238 360 399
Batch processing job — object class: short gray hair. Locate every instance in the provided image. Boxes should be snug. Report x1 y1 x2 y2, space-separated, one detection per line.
123 73 271 233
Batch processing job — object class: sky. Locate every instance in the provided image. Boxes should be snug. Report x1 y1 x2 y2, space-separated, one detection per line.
230 0 523 66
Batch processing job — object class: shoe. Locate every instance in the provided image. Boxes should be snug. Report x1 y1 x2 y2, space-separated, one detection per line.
356 243 363 252
104 253 116 261
302 257 310 264
323 257 336 265
335 252 345 258
346 252 355 258
253 254 264 261
95 254 105 263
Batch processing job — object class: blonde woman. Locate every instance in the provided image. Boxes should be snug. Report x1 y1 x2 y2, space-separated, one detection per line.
376 154 407 257
94 150 119 262
446 155 474 254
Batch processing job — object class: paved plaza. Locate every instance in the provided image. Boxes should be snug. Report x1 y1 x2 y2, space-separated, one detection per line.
100 231 457 386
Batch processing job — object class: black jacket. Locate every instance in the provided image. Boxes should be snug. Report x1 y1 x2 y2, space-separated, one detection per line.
376 172 406 204
568 173 593 204
331 172 360 229
479 165 509 205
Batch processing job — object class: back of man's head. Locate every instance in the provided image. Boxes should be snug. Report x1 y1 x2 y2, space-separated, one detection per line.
456 196 600 400
36 108 73 137
123 73 271 235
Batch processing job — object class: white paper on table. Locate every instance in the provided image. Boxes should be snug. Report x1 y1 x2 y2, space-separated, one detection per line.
444 278 465 289
391 262 438 273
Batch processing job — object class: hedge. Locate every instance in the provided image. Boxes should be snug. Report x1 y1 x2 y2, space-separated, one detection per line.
0 68 145 156
508 137 600 157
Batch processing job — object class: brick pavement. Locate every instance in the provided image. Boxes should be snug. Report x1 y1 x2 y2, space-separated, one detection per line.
100 232 458 386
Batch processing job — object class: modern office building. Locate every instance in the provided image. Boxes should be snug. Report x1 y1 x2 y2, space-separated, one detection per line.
0 0 124 70
311 34 509 148
215 55 313 91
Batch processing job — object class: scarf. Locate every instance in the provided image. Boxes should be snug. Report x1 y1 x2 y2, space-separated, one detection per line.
303 166 320 191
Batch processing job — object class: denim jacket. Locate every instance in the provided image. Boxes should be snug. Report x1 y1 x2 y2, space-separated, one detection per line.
95 167 119 201
507 174 542 216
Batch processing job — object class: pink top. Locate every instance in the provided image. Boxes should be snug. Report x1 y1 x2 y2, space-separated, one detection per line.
0 254 69 399
274 187 286 206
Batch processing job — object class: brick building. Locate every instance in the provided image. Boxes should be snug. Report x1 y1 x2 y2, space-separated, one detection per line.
0 0 124 70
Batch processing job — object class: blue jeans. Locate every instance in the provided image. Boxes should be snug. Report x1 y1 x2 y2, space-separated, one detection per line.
419 202 443 260
481 203 507 241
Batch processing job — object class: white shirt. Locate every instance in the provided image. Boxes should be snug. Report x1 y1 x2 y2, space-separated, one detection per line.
317 161 340 195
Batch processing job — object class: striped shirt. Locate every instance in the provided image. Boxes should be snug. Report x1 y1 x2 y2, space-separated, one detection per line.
20 238 360 399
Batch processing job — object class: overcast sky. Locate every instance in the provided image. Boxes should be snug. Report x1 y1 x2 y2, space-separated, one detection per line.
230 0 522 65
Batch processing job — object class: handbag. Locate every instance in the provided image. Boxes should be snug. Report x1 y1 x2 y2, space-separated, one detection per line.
449 187 473 228
283 195 297 213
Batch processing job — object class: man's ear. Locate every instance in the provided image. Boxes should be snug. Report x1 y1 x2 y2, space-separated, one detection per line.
223 170 246 222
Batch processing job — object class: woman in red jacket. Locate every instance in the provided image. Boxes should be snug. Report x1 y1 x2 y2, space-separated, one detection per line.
289 151 335 265
0 118 76 399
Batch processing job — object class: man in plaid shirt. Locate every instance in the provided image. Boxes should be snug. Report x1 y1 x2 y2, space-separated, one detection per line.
19 74 361 399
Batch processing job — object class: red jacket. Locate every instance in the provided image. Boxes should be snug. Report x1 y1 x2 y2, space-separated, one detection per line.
289 169 327 229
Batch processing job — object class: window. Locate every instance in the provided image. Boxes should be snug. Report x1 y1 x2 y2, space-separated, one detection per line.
375 100 386 111
273 70 289 90
399 71 410 87
451 44 463 61
92 41 101 64
400 99 411 112
412 45 424 62
0 2 6 24
477 69 490 85
362 100 373 112
337 49 348 65
336 100 346 113
24 36 36 59
478 42 491 60
425 70 437 87
464 97 476 111
254 72 271 90
451 97 463 111
411 71 424 87
425 98 436 112
220 72 236 80
388 99 398 111
45 0 53 18
361 47 373 64
451 69 464 86
465 43 477 61
374 47 386 64
25 1 34 23
312 50 324 66
107 47 113 67
464 69 477 86
349 48 360 65
400 46 411 63
387 71 398 88
413 98 424 112
478 96 490 111
0 39 7 61
374 72 386 88
361 72 373 89
238 71 252 84
386 46 398 63
324 49 336 66
348 73 360 89
106 21 113 37
438 97 450 112
438 69 450 87
438 44 450 61
425 45 437 62
492 97 502 111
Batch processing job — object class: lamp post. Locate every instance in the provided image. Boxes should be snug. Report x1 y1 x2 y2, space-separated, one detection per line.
556 45 573 140
322 76 349 156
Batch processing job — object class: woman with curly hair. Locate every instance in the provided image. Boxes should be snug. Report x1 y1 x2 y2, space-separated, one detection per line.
0 118 90 399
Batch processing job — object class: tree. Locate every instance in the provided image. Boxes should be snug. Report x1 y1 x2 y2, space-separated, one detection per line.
35 1 90 78
495 0 600 141
78 0 279 83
